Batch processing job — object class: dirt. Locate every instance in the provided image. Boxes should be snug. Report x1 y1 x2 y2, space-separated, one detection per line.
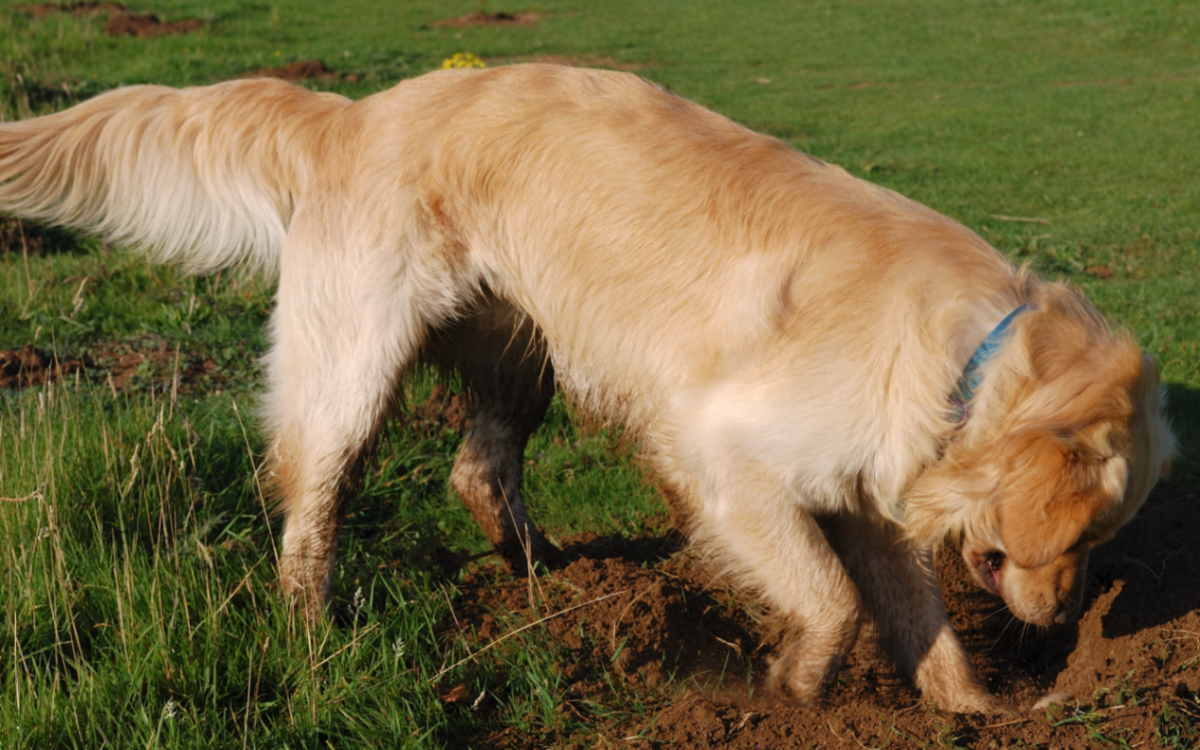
16 2 202 37
0 216 77 256
237 59 359 84
0 345 90 389
102 12 201 37
0 335 230 394
408 383 470 434
443 483 1200 748
434 11 540 29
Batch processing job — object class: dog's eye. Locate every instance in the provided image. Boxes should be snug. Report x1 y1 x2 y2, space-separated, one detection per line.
983 552 1005 572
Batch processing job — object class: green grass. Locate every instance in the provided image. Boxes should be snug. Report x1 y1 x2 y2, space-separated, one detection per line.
1 0 1198 746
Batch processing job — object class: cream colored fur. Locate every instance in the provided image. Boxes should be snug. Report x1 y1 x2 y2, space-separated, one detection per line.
0 64 1175 713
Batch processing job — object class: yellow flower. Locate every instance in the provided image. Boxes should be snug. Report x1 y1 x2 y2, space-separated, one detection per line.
441 52 486 69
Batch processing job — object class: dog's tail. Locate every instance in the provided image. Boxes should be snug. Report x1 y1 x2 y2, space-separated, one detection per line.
0 78 349 274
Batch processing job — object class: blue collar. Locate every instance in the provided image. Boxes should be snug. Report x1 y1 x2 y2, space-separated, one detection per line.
954 303 1029 417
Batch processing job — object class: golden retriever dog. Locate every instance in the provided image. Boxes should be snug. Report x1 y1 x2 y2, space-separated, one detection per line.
0 64 1174 712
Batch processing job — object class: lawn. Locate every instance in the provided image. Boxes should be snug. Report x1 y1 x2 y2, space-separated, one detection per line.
1 1 1198 747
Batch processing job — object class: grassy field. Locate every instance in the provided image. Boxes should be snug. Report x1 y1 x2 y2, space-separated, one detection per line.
0 1 1197 747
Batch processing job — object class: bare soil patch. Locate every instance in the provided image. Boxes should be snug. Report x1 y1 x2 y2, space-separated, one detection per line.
0 345 89 389
434 11 540 29
16 2 202 37
102 12 201 37
408 383 469 434
0 216 78 256
444 483 1200 748
237 59 358 83
0 335 235 394
89 335 222 392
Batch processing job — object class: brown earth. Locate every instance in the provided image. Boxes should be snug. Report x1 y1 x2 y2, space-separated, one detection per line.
237 59 358 84
408 383 469 434
0 335 230 394
434 11 540 29
102 12 201 37
0 345 89 389
0 216 70 256
443 484 1200 748
16 2 202 37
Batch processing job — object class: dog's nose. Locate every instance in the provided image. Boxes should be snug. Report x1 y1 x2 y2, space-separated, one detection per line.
1052 603 1080 625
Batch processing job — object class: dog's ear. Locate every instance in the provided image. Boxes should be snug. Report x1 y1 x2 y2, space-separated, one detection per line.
1140 354 1174 481
996 427 1127 569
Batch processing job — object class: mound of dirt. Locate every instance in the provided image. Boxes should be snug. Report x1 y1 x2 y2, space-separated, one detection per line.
16 2 202 37
102 12 201 37
408 383 469 434
237 59 357 83
93 336 221 392
0 345 90 389
434 11 539 28
445 483 1200 748
0 335 237 394
0 216 76 256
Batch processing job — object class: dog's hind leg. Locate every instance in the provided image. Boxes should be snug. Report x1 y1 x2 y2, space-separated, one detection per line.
424 297 559 569
264 223 467 618
822 512 1001 713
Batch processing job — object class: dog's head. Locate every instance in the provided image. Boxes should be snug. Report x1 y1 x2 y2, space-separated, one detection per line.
906 285 1175 626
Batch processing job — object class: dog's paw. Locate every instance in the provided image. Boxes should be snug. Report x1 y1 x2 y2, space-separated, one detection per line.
764 640 845 704
922 684 1011 715
497 526 564 574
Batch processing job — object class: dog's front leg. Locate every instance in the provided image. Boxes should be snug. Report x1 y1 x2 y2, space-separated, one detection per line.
679 470 864 702
823 512 1001 713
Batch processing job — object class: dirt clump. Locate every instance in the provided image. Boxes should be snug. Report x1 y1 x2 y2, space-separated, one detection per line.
407 383 469 433
102 12 201 37
16 2 202 37
0 217 77 256
444 483 1200 748
237 59 359 83
93 336 220 392
0 335 237 395
0 346 90 389
434 11 539 28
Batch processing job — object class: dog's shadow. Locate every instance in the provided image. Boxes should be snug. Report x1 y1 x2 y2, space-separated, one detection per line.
1091 486 1200 640
1094 383 1200 639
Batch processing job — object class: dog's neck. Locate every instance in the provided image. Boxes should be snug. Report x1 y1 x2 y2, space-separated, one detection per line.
952 303 1030 424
